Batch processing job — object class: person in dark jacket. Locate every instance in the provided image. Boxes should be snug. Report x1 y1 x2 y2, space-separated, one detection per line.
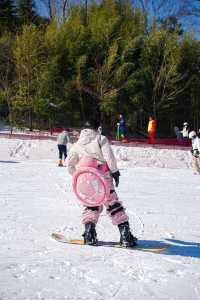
119 114 126 138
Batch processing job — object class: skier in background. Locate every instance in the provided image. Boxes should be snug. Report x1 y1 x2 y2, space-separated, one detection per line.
189 130 200 173
181 122 189 146
174 126 183 144
148 116 156 145
119 114 126 138
189 131 200 157
116 123 120 140
57 129 69 166
67 119 137 247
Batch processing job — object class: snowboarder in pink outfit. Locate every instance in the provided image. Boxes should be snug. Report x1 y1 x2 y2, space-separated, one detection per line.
67 119 137 247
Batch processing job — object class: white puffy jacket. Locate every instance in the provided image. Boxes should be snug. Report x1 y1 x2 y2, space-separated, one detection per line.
181 126 189 138
67 129 118 175
192 136 200 152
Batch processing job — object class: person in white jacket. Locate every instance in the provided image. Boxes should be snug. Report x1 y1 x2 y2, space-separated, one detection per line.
181 122 190 146
181 122 189 137
67 119 137 247
189 131 200 157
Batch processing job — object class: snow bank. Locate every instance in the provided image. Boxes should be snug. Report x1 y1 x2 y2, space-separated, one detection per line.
0 137 194 170
0 137 200 300
113 145 194 170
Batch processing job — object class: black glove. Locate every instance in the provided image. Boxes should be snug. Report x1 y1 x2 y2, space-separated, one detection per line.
193 150 200 158
112 171 120 187
191 149 200 158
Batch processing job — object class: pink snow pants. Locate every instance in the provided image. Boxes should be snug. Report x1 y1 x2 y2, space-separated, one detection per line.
82 171 129 225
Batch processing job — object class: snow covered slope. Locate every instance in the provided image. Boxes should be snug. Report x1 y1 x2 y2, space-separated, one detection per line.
0 138 200 300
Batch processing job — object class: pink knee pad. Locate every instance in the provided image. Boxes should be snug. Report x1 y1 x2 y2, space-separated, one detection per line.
111 210 129 225
72 158 110 207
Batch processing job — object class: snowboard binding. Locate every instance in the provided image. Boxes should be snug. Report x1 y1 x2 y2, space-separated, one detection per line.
118 222 138 248
82 222 98 246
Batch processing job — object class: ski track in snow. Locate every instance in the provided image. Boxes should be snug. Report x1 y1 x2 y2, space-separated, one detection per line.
0 138 200 300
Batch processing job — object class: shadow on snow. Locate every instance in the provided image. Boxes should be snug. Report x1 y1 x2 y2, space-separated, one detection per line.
138 239 200 258
98 239 200 258
0 160 20 164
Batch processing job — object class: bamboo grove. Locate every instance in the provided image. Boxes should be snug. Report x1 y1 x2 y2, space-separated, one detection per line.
1 0 200 135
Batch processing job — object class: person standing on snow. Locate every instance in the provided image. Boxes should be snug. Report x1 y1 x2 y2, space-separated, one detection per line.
181 122 189 146
67 119 137 247
189 130 200 173
181 122 189 138
57 129 69 166
147 116 156 145
119 114 126 138
174 126 182 144
189 131 200 157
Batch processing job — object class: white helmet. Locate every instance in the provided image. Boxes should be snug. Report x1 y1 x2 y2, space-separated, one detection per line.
189 131 196 139
183 122 188 126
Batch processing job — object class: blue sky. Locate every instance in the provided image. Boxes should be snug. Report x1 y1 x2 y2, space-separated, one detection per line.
36 1 48 17
35 0 200 37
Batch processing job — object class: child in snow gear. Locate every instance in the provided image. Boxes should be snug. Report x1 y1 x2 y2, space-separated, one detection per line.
57 130 69 166
67 119 137 247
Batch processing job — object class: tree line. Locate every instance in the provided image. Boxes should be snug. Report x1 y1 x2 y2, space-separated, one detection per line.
0 0 200 136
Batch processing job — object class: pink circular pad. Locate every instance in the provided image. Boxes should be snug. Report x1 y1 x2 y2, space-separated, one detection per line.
72 167 110 207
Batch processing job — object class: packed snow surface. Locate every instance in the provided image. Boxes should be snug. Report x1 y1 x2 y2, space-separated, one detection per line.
0 138 200 300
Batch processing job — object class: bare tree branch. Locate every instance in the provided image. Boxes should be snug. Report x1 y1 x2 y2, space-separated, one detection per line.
133 0 200 30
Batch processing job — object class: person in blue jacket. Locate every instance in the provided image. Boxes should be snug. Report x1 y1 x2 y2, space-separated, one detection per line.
119 114 126 138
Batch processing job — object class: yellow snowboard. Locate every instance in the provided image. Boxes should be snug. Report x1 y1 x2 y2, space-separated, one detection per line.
52 233 169 253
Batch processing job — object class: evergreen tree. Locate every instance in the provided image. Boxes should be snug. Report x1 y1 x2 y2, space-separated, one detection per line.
0 0 16 33
0 33 15 125
13 24 45 130
0 0 200 134
16 0 37 25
